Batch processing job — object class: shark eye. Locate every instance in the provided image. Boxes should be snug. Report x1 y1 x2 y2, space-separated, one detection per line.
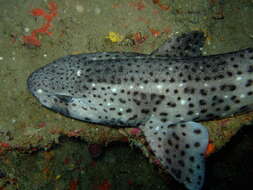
56 95 73 104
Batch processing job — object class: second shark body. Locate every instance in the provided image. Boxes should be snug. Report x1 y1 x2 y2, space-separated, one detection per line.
27 31 253 190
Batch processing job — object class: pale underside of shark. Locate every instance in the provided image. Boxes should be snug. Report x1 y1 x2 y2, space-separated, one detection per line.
27 31 253 190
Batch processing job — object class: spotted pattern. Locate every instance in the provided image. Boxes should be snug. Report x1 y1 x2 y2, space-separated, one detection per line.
152 31 206 57
27 35 253 190
141 119 208 190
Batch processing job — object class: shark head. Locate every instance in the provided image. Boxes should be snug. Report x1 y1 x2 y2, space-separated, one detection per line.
27 55 87 116
27 53 144 125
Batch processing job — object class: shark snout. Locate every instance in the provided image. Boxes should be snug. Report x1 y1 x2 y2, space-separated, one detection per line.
27 71 40 95
27 65 57 95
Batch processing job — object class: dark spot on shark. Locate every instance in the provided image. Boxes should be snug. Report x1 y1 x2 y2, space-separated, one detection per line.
167 139 173 146
232 63 238 67
184 87 195 94
194 142 200 148
189 168 194 174
178 72 184 77
174 89 178 94
141 109 150 114
161 118 168 122
189 156 195 162
140 93 147 99
167 102 176 107
125 108 132 113
203 76 211 81
200 109 207 113
155 100 162 105
210 87 216 91
169 78 175 83
172 132 180 140
199 89 208 96
160 112 168 116
237 71 242 75
189 103 194 108
178 160 185 167
186 177 192 184
195 77 201 82
199 99 206 105
206 113 215 118
218 99 224 103
193 129 201 134
118 98 126 103
227 71 233 77
128 114 138 120
159 95 165 99
187 111 194 115
220 84 236 91
224 105 230 111
245 79 252 87
166 158 172 164
187 75 192 80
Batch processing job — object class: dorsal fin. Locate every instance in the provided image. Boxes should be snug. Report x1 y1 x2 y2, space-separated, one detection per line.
151 31 206 57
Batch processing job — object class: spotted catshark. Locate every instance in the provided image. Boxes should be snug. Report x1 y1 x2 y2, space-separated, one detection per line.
27 31 253 190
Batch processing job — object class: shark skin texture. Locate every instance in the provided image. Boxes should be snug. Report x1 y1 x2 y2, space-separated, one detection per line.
27 31 253 190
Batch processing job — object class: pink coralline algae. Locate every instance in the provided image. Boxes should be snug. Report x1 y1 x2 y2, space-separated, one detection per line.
129 128 142 136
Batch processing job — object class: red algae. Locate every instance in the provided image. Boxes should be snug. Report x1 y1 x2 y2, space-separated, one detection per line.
69 179 79 190
22 2 58 46
127 179 133 185
128 0 145 11
133 32 147 45
38 121 46 128
159 4 171 11
0 142 10 148
129 128 142 136
152 0 171 11
0 142 10 153
152 0 160 4
205 143 216 157
97 179 112 190
149 28 161 37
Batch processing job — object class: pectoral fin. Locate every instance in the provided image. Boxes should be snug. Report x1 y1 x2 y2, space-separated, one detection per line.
140 118 209 190
151 31 206 57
